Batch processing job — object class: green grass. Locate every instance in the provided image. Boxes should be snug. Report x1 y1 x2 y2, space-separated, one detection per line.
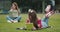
0 14 60 32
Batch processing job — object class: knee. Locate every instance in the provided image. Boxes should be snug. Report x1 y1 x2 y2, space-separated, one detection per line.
6 16 9 19
18 16 21 19
6 16 11 20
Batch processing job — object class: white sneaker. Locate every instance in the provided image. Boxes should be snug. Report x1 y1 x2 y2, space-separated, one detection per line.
14 20 18 23
7 20 13 23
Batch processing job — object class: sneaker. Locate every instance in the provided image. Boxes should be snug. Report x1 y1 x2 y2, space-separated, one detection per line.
16 27 27 30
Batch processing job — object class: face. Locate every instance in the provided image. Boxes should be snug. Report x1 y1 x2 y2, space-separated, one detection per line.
12 4 16 9
45 5 51 13
48 5 51 9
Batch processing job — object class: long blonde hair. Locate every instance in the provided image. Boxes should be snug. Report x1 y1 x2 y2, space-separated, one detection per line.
11 2 19 10
10 2 20 15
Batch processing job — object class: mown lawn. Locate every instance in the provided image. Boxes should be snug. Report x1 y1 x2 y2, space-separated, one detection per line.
0 14 60 32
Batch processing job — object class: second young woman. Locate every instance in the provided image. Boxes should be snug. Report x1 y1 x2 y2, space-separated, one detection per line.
7 2 21 23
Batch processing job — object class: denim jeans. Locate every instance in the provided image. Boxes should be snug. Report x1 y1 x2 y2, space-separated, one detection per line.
41 16 49 28
7 16 21 21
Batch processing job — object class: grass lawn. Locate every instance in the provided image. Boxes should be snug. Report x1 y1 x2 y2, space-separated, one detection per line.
0 14 60 32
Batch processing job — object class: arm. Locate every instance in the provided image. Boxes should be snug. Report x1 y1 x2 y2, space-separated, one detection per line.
26 19 30 24
45 11 54 17
7 9 14 21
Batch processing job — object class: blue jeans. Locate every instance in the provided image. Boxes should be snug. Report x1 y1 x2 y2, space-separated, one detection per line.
42 16 49 26
7 16 21 21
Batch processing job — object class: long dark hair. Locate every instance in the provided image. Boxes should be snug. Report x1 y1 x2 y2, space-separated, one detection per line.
28 9 39 29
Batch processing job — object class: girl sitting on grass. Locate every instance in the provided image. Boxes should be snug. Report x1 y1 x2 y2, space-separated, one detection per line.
7 2 21 23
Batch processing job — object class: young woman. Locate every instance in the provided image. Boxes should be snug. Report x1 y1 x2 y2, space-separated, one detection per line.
44 4 54 26
7 2 21 23
17 9 39 30
17 8 54 30
26 8 54 30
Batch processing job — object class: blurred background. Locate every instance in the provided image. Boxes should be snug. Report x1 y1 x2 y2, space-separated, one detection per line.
0 0 60 32
0 0 60 14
